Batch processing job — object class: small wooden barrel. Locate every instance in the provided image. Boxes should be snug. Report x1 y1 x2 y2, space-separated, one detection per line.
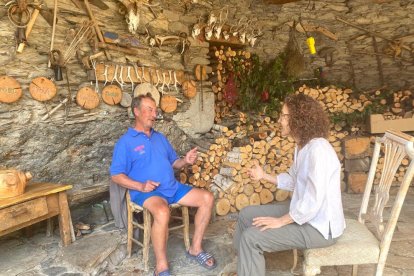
182 80 197 99
0 76 22 103
160 95 177 113
102 84 122 105
76 87 100 110
0 169 32 199
29 77 57 101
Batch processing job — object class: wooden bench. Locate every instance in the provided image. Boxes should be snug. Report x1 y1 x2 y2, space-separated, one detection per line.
0 182 74 246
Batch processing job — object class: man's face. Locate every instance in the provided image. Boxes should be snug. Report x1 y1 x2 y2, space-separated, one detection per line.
135 98 157 130
278 104 291 137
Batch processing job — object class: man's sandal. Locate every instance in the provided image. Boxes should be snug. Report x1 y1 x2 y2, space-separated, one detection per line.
153 269 170 276
186 251 217 270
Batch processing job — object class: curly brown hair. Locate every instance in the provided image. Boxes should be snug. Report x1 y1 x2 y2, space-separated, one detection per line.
284 93 330 147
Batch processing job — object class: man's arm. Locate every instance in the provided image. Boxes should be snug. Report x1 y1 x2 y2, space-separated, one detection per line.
172 147 198 170
111 174 159 192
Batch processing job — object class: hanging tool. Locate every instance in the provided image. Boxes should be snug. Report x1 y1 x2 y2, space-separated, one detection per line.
298 17 316 55
48 0 58 67
84 0 111 60
195 64 207 111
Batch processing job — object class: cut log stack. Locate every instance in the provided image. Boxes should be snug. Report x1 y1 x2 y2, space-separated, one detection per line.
181 84 413 216
209 45 252 124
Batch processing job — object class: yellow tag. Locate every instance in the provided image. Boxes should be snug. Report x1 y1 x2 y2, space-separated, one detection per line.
306 37 316 55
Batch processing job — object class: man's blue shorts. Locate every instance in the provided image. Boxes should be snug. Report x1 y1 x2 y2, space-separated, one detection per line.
130 183 193 207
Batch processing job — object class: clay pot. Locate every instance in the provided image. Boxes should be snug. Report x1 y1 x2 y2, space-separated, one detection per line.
0 169 33 199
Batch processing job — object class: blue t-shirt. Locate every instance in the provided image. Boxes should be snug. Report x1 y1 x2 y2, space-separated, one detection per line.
110 128 180 197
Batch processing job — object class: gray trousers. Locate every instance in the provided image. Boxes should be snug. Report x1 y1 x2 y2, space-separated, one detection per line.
233 202 336 276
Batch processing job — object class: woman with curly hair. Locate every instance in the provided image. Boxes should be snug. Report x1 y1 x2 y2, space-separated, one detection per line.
233 93 346 276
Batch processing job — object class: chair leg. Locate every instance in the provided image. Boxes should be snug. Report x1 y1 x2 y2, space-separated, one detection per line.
182 206 190 251
290 249 298 274
352 264 358 276
143 209 152 272
303 263 321 276
127 204 133 258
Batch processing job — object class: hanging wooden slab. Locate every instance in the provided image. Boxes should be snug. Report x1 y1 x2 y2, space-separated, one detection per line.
0 76 22 103
182 80 197 99
160 95 177 113
194 64 207 81
102 84 122 105
134 83 160 106
76 87 100 109
120 92 132 107
29 77 57 102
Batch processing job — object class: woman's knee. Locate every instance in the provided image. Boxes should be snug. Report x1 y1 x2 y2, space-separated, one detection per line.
239 205 258 221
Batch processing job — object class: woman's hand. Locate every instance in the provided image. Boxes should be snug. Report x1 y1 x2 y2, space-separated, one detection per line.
252 213 293 231
252 217 284 231
248 160 264 181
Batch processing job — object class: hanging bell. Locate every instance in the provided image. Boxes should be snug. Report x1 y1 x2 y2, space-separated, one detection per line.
54 65 63 81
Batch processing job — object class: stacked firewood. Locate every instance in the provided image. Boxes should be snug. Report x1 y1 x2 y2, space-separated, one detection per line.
299 85 414 119
184 83 412 216
210 45 252 124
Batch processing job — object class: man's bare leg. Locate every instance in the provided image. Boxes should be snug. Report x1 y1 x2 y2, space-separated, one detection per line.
144 196 170 274
178 188 215 266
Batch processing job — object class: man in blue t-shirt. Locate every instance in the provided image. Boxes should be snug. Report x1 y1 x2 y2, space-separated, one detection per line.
110 94 216 276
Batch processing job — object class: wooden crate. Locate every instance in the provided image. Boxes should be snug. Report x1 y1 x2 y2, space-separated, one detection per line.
369 114 414 134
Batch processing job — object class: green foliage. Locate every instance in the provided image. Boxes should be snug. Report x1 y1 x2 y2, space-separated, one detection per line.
231 53 295 115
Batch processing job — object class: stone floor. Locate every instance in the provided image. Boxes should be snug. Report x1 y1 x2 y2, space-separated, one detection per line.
1 190 414 276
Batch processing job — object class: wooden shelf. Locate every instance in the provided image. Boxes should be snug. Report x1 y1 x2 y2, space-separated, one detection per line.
369 114 414 134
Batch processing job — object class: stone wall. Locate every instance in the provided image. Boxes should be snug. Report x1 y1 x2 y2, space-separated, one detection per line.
1 0 413 201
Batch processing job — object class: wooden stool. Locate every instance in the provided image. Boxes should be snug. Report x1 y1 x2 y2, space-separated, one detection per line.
126 191 190 271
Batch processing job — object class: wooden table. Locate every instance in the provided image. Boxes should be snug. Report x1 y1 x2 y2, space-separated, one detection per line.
0 182 73 246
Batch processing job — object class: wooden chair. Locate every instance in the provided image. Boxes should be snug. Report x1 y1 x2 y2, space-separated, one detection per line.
126 191 191 271
301 130 414 276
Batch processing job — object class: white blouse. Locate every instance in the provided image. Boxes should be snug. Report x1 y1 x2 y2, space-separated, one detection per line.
277 138 346 239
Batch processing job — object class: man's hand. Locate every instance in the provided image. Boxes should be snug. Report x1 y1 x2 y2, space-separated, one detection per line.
141 180 159 192
184 147 198 165
248 160 264 181
252 217 285 231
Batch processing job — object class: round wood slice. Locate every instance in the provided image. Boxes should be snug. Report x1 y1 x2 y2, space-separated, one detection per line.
102 84 122 105
179 172 187 183
235 193 249 211
249 192 261 206
275 189 290 202
182 80 197 99
120 92 132 107
76 87 100 110
215 198 230 216
194 64 207 81
243 183 254 196
0 76 22 103
134 83 160 106
29 77 57 102
160 95 177 113
260 188 274 204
